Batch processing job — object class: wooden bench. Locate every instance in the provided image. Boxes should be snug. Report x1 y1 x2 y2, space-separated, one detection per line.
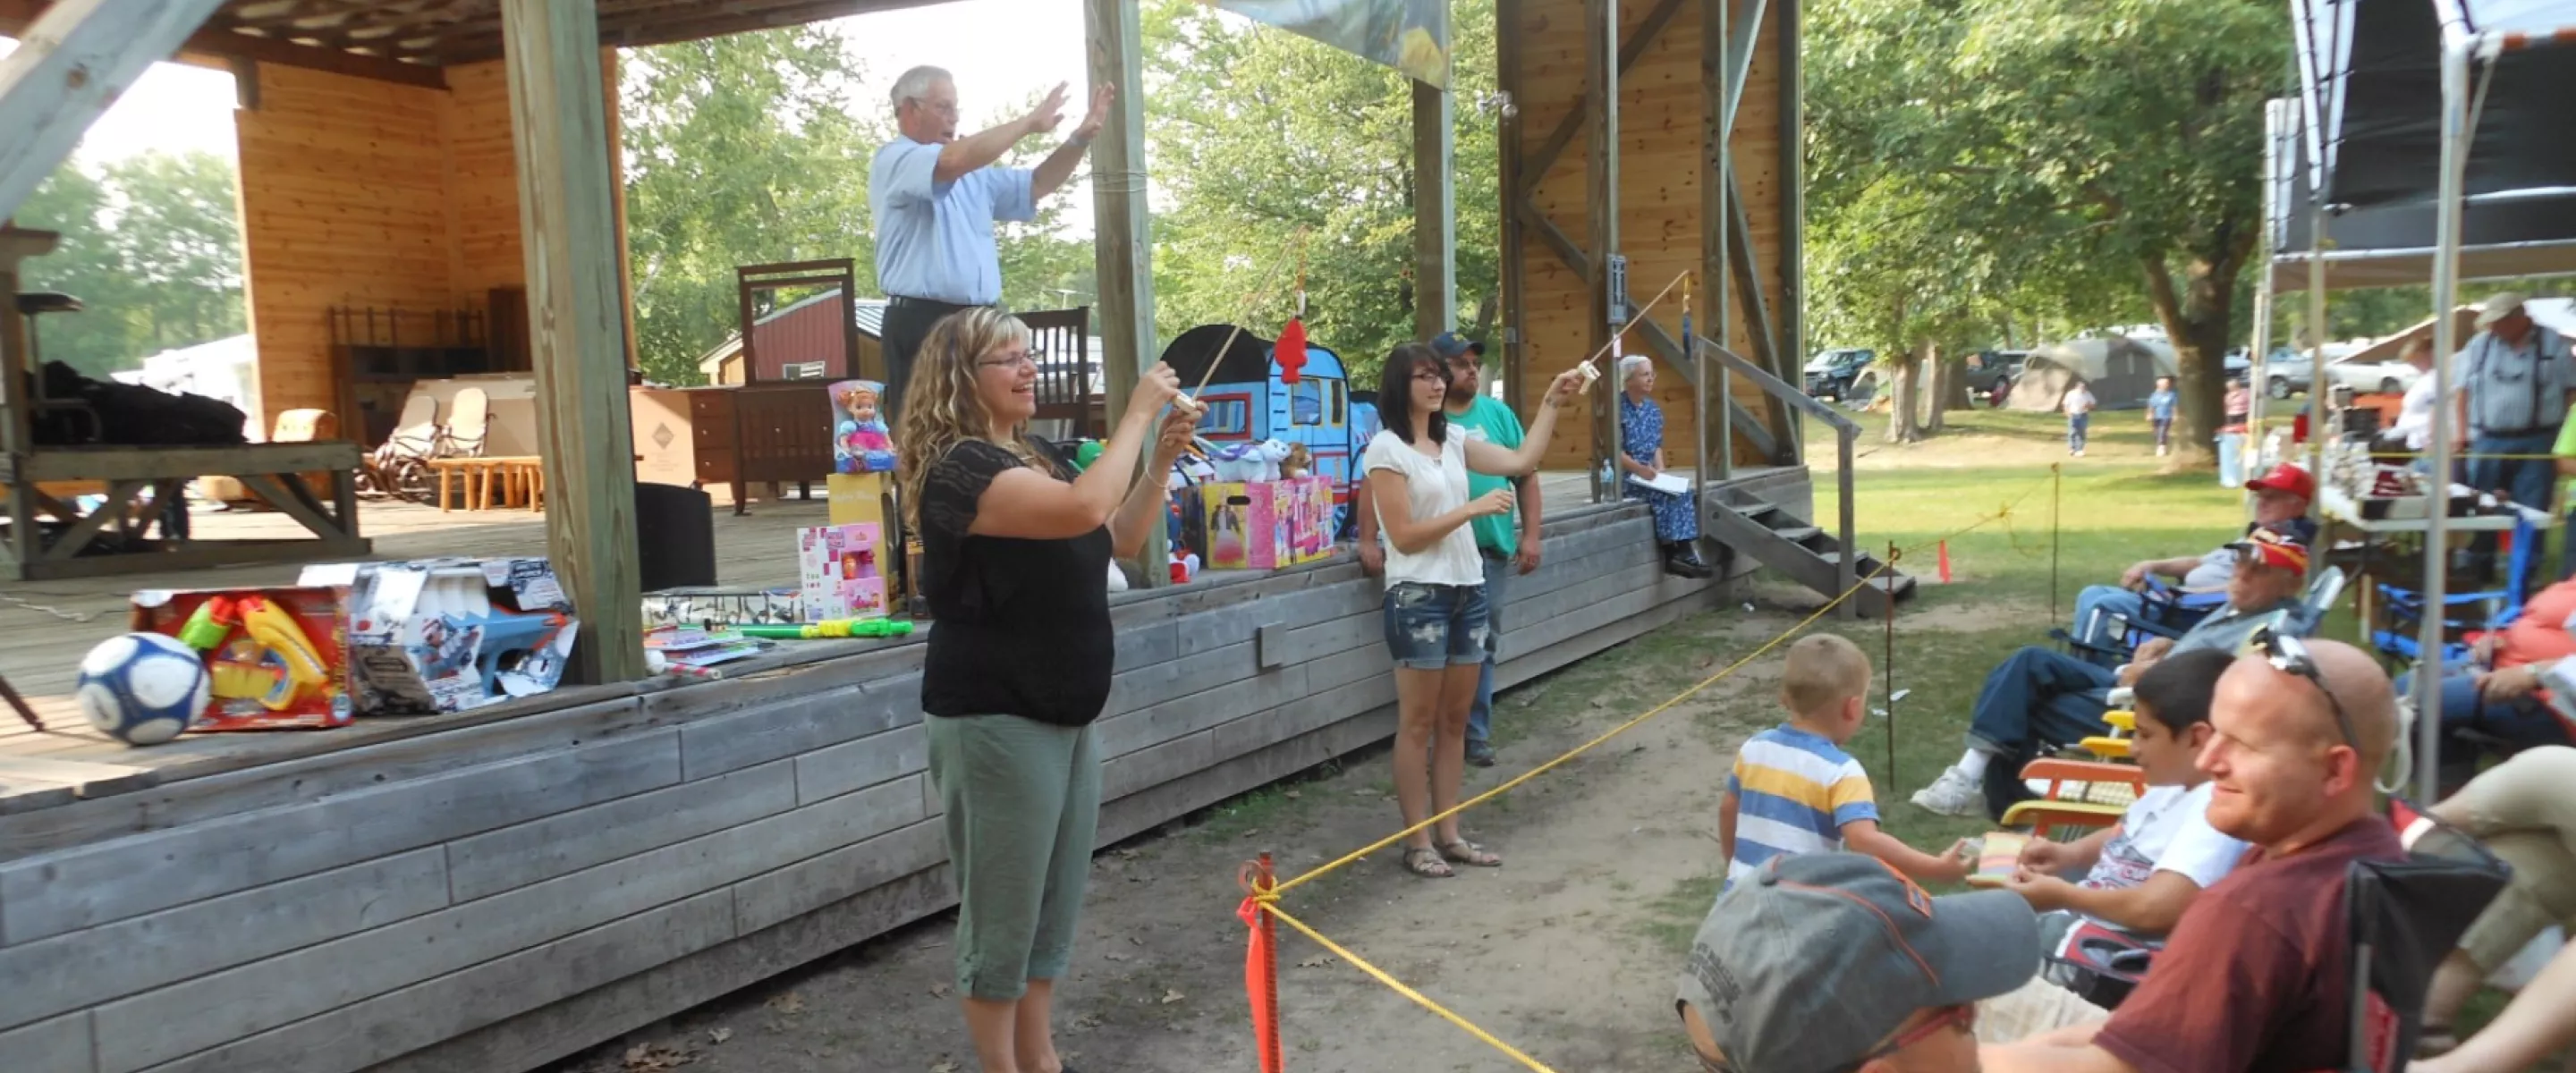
0 443 372 580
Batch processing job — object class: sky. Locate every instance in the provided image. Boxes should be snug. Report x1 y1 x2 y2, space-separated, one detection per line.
6 0 1115 220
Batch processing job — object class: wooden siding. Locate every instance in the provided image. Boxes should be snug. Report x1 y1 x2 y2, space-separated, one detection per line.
0 471 1806 1073
239 64 458 424
1510 0 1792 470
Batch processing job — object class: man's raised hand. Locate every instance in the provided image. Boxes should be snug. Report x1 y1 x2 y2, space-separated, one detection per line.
1073 84 1115 143
1022 82 1070 136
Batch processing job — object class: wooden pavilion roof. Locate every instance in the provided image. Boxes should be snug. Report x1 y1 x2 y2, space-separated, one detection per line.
0 0 944 88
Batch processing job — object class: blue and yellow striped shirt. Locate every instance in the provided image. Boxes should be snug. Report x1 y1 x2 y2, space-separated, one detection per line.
1726 724 1878 886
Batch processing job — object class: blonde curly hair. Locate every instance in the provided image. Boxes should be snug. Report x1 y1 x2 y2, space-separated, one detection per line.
894 308 1041 532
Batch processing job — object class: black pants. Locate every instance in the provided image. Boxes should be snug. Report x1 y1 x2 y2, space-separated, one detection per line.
879 296 979 425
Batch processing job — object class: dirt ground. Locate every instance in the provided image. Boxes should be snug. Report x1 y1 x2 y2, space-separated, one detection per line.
546 595 1854 1073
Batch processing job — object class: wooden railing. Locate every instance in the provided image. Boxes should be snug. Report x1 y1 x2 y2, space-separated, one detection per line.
1700 336 1862 605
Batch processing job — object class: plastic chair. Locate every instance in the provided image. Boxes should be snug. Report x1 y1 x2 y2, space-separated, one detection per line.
441 388 490 458
2370 515 2534 664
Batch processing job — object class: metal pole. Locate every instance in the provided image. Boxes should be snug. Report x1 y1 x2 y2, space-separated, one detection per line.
2416 33 2473 804
2304 194 2329 540
2248 100 2285 480
1885 540 1899 787
2050 463 2063 625
1836 429 1857 619
1255 851 1283 1073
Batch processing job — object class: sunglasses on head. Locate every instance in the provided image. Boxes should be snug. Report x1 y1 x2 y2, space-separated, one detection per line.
2251 628 2359 750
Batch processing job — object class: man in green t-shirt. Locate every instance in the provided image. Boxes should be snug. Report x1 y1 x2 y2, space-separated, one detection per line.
1356 332 1540 766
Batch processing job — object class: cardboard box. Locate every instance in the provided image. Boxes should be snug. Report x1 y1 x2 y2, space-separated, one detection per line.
131 586 355 731
327 558 580 715
828 470 890 527
798 522 888 621
1199 477 1334 570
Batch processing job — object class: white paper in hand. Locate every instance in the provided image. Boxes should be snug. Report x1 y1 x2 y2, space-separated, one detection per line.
1626 471 1690 495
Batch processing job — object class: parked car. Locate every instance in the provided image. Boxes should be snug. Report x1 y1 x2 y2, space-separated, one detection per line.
2324 359 2419 395
1803 348 1877 401
1964 350 2026 397
2257 347 2313 399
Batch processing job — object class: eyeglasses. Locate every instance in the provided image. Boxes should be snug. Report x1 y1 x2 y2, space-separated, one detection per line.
906 97 961 118
977 350 1037 371
2252 627 2360 750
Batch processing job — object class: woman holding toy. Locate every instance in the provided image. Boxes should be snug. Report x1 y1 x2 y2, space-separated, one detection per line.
894 307 1196 1073
1363 341 1589 878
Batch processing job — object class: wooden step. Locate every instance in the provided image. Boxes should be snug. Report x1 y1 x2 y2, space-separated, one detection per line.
1772 525 1822 545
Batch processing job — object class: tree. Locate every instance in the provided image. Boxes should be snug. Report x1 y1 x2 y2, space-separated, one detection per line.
10 150 247 377
622 28 882 384
1806 0 2286 464
1140 0 1500 377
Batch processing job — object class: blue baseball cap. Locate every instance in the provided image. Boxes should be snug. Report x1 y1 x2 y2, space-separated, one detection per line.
1429 332 1483 359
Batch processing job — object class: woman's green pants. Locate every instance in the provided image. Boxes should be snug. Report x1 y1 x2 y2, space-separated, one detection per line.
927 713 1101 1001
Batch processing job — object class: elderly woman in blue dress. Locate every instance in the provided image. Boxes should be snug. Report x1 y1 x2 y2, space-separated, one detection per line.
1616 355 1714 579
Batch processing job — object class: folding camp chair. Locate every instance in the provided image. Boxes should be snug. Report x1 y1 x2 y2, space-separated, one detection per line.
2372 516 2533 664
2323 802 2512 1072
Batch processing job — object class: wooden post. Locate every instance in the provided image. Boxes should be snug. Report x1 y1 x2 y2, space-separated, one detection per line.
603 48 641 373
1496 0 1529 413
1585 0 1621 503
1411 80 1456 342
1701 0 1730 483
1087 0 1166 584
500 0 645 683
1775 0 1805 408
0 0 229 224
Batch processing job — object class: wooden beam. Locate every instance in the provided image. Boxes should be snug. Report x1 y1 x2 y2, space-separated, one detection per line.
1776 0 1805 427
1086 0 1164 584
1716 0 1767 144
1701 0 1728 478
501 0 645 683
0 0 230 224
1515 0 1683 201
1496 0 1528 413
0 1 449 89
1584 0 1619 504
604 47 639 372
1411 80 1455 341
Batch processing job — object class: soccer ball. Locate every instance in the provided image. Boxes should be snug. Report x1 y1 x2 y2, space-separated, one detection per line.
74 633 210 746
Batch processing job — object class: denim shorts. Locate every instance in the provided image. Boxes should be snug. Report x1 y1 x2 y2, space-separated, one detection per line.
1382 582 1492 671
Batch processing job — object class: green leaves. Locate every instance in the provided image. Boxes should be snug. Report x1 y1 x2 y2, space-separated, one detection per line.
1140 0 1501 377
13 151 246 377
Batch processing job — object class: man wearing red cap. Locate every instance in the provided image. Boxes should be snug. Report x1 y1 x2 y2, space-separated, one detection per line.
1914 525 2318 820
2062 462 2315 652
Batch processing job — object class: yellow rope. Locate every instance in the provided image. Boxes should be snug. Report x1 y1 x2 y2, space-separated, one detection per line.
1258 899 1562 1073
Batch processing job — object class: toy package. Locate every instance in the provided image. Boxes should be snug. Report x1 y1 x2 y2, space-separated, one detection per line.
830 379 897 474
1962 832 2030 890
311 557 580 715
130 586 355 731
1199 477 1335 570
643 587 804 629
798 522 887 621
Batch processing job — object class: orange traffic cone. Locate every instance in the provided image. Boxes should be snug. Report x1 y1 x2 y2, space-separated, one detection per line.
1938 540 1953 584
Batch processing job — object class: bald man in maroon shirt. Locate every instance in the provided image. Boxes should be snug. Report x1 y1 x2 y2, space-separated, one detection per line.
1982 638 2404 1073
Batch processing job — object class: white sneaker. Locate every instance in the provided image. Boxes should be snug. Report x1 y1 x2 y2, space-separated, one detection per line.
1911 765 1985 817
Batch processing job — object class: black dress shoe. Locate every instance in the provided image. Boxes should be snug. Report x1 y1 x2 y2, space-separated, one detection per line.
1664 549 1714 579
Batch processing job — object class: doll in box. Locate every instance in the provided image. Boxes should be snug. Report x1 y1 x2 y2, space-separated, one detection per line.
835 383 897 473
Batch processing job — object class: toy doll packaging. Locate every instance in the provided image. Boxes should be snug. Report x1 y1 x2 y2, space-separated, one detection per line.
830 379 897 475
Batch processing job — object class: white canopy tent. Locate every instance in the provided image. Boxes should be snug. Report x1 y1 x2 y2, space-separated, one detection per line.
2272 0 2576 800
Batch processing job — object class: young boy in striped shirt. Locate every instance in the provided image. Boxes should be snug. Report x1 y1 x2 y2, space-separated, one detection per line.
1720 634 1970 888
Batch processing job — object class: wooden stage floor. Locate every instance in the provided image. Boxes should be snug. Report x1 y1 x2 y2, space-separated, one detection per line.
0 470 1628 764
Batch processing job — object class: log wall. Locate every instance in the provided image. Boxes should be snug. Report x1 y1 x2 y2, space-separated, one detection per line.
235 55 618 428
0 476 1805 1073
1509 0 1793 471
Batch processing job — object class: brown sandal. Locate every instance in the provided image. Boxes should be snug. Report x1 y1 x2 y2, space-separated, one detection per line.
1437 840 1502 867
1401 846 1454 878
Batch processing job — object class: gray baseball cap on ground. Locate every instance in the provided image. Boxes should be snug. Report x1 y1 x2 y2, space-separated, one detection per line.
1676 852 2038 1073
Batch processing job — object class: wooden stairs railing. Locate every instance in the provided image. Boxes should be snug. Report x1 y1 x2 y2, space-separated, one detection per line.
1701 337 1916 619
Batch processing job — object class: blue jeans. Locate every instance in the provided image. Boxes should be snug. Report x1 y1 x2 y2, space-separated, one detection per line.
2466 431 2558 577
2395 666 2576 769
1382 582 1492 671
2068 413 2090 453
1467 554 1509 747
1966 646 2120 756
2070 586 2146 649
2152 417 2173 450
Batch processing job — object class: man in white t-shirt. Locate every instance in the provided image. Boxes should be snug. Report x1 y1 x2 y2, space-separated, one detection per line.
2063 380 2097 457
1987 650 2248 1017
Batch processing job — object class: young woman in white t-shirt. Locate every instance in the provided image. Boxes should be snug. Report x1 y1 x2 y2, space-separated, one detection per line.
1363 342 1587 878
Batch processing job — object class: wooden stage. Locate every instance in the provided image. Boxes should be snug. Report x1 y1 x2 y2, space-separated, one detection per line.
0 467 1802 1073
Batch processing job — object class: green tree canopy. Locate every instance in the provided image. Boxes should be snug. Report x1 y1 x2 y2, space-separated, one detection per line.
1140 0 1499 378
12 150 247 377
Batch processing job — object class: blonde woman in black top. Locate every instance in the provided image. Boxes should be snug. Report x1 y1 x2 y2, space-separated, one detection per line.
895 307 1191 1073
